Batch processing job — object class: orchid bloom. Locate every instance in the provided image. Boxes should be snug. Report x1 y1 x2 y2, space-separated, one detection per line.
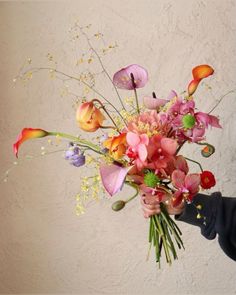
103 133 127 160
113 64 148 90
13 128 49 157
195 112 222 129
171 169 200 206
76 101 105 132
188 65 214 96
126 132 149 170
147 135 178 170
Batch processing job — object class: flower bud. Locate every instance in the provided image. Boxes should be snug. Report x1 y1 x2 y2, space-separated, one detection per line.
76 101 105 132
112 200 126 211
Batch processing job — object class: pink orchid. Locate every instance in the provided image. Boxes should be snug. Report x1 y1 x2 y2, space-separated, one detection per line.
147 135 178 170
195 112 222 129
126 132 149 170
99 163 131 196
171 170 200 206
113 64 148 90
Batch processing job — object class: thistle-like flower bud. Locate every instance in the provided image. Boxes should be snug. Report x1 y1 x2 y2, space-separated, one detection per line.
144 172 160 188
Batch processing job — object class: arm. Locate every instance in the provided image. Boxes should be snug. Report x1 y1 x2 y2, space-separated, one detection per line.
176 192 236 261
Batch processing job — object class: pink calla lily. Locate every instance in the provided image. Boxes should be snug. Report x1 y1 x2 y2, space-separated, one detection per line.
13 128 49 157
113 64 148 90
99 163 131 196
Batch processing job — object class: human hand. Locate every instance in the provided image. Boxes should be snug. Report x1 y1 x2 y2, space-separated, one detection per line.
140 195 185 218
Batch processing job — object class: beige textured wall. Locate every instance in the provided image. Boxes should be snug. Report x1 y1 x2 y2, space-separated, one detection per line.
1 1 236 294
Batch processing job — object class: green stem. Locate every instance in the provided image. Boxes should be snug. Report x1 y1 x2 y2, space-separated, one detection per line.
124 181 139 203
134 88 140 114
92 98 120 132
184 157 204 172
48 131 102 154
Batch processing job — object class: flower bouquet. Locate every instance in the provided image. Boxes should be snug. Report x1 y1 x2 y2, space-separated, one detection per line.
13 61 221 266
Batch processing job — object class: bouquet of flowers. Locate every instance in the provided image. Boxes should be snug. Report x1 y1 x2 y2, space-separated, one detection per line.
13 62 221 266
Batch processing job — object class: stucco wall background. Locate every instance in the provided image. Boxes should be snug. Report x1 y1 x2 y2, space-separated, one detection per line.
0 0 236 294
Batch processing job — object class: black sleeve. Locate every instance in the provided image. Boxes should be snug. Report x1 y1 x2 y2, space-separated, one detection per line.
175 192 236 261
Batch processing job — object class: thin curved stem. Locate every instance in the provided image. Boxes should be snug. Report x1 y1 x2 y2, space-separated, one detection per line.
79 26 127 111
48 131 102 154
208 89 236 114
184 157 204 172
17 67 127 126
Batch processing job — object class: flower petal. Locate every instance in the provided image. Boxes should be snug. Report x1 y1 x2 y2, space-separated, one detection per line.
113 64 148 90
13 128 48 157
126 132 140 147
192 65 214 80
167 90 178 100
185 173 200 194
138 144 147 162
143 96 167 110
161 138 178 155
99 163 131 196
175 155 189 174
188 79 200 96
172 170 185 189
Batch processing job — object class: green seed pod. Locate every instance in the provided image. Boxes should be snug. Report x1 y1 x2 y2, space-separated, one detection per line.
201 144 215 157
182 114 196 129
112 200 126 211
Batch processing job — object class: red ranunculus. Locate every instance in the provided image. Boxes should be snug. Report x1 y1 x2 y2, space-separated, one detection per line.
200 170 216 189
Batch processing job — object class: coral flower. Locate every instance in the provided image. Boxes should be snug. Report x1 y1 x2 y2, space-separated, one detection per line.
76 101 105 132
13 128 48 157
103 133 127 160
113 64 148 90
200 170 216 189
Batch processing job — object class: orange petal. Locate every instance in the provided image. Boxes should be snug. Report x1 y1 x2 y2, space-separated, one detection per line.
13 128 48 157
192 65 214 80
188 79 200 96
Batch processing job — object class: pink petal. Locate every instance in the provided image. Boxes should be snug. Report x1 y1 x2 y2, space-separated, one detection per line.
172 170 185 189
161 138 178 155
113 64 148 90
208 114 222 128
172 191 183 207
175 155 189 174
185 173 200 195
126 132 140 147
140 134 149 145
143 96 168 110
138 144 147 162
99 163 131 196
167 90 178 100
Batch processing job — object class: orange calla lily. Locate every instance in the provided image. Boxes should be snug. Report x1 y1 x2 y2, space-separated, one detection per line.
13 128 48 157
76 101 105 132
103 133 127 160
188 65 214 96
